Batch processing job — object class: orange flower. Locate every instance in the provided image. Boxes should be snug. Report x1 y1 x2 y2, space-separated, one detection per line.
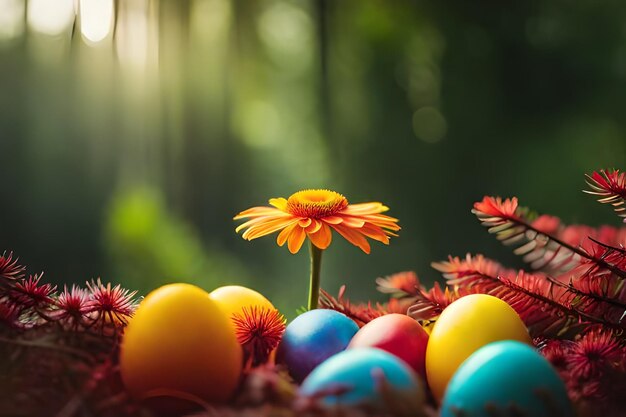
234 189 400 254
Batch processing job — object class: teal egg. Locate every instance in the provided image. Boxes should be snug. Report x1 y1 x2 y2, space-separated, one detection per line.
300 348 424 409
441 340 574 417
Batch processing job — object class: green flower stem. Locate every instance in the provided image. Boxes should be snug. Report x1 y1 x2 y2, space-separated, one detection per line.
308 242 323 310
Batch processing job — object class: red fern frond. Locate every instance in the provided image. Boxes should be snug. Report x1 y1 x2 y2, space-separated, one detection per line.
473 196 626 279
319 286 384 327
431 253 514 282
432 255 626 337
375 271 420 297
585 169 626 220
0 251 26 281
383 297 415 315
406 281 462 322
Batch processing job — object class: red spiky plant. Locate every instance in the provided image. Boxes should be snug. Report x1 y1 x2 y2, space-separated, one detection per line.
0 256 139 416
320 168 626 416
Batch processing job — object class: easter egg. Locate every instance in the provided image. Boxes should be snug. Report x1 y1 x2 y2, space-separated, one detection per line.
348 313 429 378
120 283 242 404
276 309 359 382
300 348 424 410
426 294 532 401
441 341 574 417
209 285 275 321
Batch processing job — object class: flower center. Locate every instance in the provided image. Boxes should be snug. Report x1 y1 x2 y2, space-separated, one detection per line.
286 189 348 218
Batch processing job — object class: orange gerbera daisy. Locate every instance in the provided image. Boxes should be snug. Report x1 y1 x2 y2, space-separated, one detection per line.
234 189 400 254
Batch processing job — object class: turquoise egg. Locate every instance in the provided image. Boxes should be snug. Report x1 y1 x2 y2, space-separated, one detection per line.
441 340 574 417
300 348 423 409
276 309 359 382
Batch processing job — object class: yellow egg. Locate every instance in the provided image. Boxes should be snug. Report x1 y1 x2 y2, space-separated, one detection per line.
209 285 275 323
425 294 532 402
120 283 242 404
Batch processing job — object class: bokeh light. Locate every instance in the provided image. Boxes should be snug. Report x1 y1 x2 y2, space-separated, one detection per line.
412 106 446 143
0 0 25 41
27 0 74 36
80 0 114 44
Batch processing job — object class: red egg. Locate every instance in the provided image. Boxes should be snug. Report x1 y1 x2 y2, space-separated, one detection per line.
348 314 429 379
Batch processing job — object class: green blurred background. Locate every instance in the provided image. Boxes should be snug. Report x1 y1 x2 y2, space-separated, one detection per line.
0 0 625 315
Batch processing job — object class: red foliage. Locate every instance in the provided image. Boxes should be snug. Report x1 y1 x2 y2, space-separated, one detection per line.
531 214 561 235
585 169 626 220
431 254 626 336
0 251 25 281
0 255 139 417
406 281 462 322
86 279 137 327
539 329 626 412
10 273 56 310
56 285 94 326
473 196 520 219
232 306 286 368
375 271 420 297
319 285 385 327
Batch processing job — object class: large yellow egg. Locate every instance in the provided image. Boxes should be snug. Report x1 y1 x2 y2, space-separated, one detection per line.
120 283 242 404
425 294 532 402
209 285 275 323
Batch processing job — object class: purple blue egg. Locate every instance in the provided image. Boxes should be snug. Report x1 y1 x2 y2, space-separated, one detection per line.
441 340 574 417
276 309 359 382
300 348 423 409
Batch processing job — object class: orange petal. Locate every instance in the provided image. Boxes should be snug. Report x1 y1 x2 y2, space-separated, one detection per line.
331 223 371 254
337 215 366 228
287 226 306 254
299 218 312 228
341 202 388 215
277 222 298 247
308 222 332 250
305 219 322 234
234 206 287 220
322 216 343 225
359 223 390 244
235 214 286 233
269 197 288 211
361 213 400 224
361 215 401 231
243 217 298 240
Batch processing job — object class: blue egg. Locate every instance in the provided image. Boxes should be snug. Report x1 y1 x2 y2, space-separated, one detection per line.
276 309 359 382
300 348 423 409
441 340 574 417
